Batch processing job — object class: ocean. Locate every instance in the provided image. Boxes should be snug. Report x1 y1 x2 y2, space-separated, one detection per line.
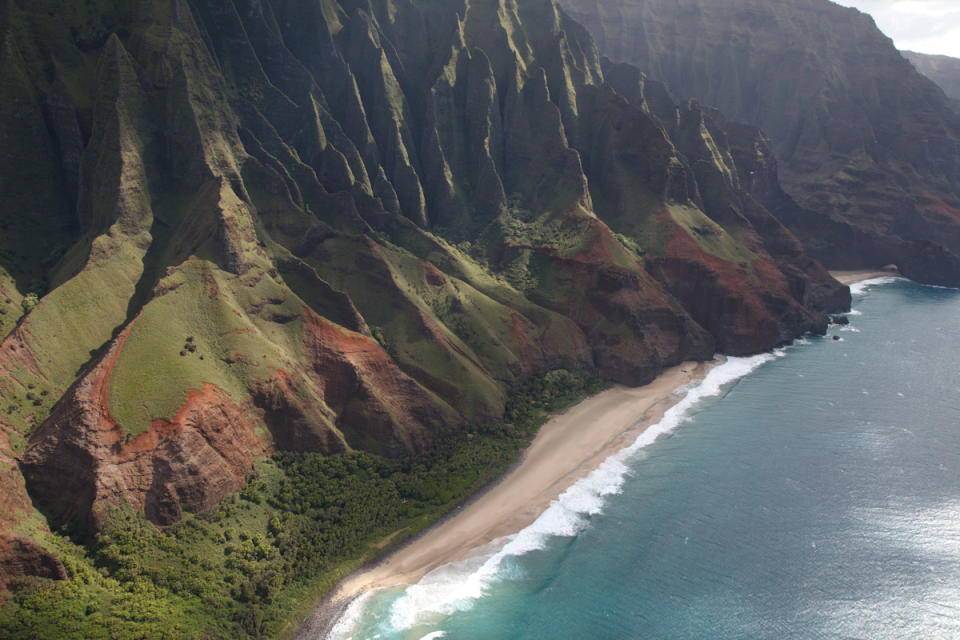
327 278 960 639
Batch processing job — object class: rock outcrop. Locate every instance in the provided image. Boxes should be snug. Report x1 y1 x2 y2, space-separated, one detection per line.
0 537 66 593
19 322 268 531
0 432 32 539
559 0 960 286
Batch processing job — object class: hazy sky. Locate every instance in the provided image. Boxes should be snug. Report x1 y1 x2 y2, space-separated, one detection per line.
833 0 960 57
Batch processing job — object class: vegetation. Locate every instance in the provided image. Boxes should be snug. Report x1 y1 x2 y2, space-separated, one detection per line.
0 370 606 639
667 204 757 266
0 0 853 633
105 259 308 437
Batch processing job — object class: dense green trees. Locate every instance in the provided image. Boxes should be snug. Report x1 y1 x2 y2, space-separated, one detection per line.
0 371 604 639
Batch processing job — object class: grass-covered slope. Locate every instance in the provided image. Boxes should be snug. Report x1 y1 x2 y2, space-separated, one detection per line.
0 0 846 632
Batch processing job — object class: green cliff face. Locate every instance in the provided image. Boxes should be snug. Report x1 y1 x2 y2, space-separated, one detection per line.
0 0 846 624
559 0 960 286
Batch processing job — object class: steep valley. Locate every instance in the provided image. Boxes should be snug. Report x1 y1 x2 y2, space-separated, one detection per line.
6 0 945 636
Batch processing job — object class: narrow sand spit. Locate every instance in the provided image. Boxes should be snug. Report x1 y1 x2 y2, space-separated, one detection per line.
296 360 713 639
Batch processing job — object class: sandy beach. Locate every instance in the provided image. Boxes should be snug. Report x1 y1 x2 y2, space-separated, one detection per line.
296 360 711 638
829 268 901 285
294 272 885 638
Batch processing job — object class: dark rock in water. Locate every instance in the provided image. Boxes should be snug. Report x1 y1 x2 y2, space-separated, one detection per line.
833 335 841 341
830 315 850 326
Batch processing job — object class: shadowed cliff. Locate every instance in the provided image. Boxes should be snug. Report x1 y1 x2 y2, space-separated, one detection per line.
904 51 960 109
559 0 960 286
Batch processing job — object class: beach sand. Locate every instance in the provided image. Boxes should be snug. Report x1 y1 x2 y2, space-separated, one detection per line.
296 360 712 639
830 268 901 285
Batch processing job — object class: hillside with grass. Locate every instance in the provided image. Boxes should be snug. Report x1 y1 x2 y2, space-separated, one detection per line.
0 0 847 636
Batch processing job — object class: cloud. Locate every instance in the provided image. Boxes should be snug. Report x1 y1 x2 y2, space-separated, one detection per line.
891 1 955 18
834 0 960 57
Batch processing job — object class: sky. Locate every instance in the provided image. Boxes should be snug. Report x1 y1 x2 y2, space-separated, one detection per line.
832 0 960 58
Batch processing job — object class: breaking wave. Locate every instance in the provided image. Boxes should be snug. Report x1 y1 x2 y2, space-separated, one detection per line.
329 353 786 637
850 276 902 296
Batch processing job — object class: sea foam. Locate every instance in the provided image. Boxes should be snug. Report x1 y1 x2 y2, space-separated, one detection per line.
328 353 785 636
327 590 377 640
850 276 902 296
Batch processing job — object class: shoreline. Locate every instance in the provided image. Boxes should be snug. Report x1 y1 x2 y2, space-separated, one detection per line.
829 268 901 285
295 360 713 639
293 271 890 637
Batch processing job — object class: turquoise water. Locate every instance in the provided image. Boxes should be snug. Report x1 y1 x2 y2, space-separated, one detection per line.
330 279 960 640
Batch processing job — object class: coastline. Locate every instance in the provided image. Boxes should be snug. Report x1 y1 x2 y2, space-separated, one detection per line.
295 360 713 639
293 271 888 638
829 268 901 285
